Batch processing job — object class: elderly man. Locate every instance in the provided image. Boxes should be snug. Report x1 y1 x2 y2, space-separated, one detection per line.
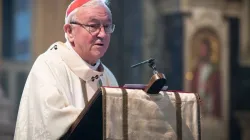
14 0 118 139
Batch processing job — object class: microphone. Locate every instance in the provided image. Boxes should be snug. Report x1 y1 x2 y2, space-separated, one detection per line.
131 58 158 74
131 58 155 68
130 58 167 94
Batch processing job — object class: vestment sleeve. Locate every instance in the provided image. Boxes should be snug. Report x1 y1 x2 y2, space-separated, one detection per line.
14 56 82 140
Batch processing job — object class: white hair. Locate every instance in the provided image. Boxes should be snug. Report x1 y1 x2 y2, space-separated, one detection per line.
64 0 111 40
65 0 111 24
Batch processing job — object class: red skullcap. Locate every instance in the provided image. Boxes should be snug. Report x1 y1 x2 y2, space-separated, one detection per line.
66 0 90 17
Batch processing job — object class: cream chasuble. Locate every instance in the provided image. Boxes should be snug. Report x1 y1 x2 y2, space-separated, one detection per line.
14 41 118 140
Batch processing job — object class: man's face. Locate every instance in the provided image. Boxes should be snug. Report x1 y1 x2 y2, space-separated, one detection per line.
69 6 112 64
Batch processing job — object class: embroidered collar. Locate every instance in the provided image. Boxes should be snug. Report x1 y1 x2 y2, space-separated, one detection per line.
49 41 104 82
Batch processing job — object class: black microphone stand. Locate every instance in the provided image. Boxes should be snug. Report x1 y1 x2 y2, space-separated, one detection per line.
131 58 167 94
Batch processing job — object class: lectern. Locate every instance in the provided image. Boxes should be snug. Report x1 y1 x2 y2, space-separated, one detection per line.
60 59 201 140
60 87 201 140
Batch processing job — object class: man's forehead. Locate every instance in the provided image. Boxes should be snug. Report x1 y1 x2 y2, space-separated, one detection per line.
76 6 112 21
88 16 112 22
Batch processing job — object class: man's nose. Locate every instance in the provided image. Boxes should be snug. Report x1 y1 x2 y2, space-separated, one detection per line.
97 26 107 37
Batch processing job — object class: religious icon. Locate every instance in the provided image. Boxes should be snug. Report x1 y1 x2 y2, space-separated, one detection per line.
188 28 221 119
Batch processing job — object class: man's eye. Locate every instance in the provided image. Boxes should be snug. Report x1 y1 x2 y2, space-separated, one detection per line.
87 24 100 28
104 25 109 28
102 24 110 29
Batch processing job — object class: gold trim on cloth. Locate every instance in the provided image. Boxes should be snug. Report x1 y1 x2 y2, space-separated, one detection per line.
194 93 201 140
122 88 128 140
174 92 182 140
101 87 107 140
80 79 88 105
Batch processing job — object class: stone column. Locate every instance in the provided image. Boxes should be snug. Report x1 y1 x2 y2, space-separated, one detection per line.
103 0 143 85
0 95 14 140
239 0 250 66
122 0 143 84
142 0 165 84
0 0 2 59
0 1 14 138
100 0 125 85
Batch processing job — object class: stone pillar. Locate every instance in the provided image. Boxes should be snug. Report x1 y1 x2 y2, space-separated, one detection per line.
0 1 14 138
0 0 2 59
103 0 143 85
122 0 143 84
143 0 185 90
0 94 14 140
102 0 125 85
235 111 250 140
142 0 166 84
239 0 250 66
162 13 185 90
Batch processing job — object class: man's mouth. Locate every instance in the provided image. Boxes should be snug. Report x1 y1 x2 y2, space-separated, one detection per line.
95 43 104 46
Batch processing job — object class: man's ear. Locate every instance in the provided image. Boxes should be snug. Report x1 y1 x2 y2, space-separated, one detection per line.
64 24 74 42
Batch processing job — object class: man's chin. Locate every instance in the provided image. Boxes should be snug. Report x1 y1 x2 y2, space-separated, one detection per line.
92 52 105 60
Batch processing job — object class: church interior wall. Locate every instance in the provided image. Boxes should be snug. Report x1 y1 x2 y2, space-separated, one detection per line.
143 0 250 140
0 0 249 139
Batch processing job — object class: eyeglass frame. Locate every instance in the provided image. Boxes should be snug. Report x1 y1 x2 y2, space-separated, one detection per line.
69 21 115 34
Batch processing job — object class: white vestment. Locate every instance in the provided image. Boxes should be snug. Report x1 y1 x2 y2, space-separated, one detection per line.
14 41 118 140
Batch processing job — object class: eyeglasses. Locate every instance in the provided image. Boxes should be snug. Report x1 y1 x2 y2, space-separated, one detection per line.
70 21 115 34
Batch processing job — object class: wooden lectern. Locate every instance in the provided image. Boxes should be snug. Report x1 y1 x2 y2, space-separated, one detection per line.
60 86 201 140
60 87 103 140
60 59 201 140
